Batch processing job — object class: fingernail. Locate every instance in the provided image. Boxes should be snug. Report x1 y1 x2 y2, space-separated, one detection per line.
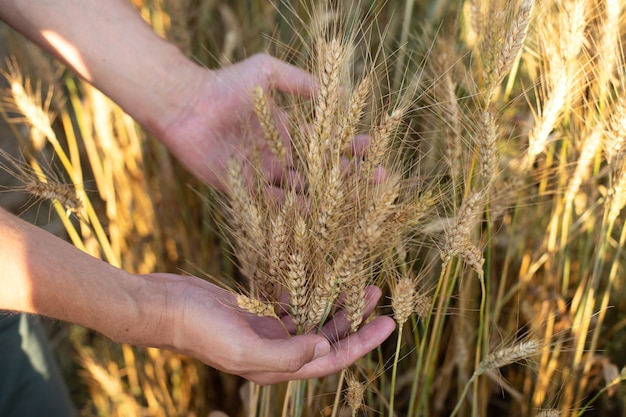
313 341 330 360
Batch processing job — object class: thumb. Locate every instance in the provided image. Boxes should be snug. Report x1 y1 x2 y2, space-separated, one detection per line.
263 56 318 97
254 335 330 374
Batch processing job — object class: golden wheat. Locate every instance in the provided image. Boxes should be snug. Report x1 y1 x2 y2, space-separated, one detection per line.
286 215 309 329
1 59 56 150
476 108 498 189
235 294 279 319
252 85 286 164
414 292 432 321
442 190 485 267
485 0 534 97
339 71 373 153
391 275 416 325
0 148 82 214
476 340 541 375
345 372 366 417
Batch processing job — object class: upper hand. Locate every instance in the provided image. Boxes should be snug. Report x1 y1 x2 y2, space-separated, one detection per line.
155 53 317 194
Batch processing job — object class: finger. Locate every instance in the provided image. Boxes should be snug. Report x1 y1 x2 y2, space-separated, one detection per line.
241 333 330 378
263 160 306 191
245 316 396 385
262 185 312 218
320 286 383 343
348 134 372 157
260 55 319 97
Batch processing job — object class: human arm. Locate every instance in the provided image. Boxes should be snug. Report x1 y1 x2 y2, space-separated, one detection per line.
0 208 395 384
0 0 316 192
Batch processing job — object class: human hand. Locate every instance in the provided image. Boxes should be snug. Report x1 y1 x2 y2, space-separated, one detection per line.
155 53 317 194
139 273 395 385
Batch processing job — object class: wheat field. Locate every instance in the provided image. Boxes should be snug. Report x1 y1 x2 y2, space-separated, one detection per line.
1 0 626 416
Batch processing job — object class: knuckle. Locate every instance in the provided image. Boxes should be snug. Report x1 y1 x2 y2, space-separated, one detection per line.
280 355 306 373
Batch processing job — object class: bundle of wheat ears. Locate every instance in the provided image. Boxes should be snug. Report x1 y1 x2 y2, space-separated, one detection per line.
223 14 447 335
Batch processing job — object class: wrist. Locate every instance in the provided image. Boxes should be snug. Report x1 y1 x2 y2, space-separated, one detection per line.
145 54 206 144
119 273 178 350
93 272 173 348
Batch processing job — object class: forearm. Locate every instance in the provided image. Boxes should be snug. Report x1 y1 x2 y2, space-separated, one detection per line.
0 0 200 137
0 208 166 345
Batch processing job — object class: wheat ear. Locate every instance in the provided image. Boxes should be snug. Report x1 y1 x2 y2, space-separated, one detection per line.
487 0 533 95
476 108 498 190
338 71 373 154
345 372 366 417
252 85 286 165
362 107 405 178
391 276 417 326
608 162 626 224
306 38 344 200
286 215 309 330
414 292 433 321
342 271 368 333
564 129 603 206
475 340 541 376
605 93 626 166
314 163 345 246
451 339 541 417
226 158 266 289
0 148 82 214
235 294 279 319
442 190 485 264
1 60 56 148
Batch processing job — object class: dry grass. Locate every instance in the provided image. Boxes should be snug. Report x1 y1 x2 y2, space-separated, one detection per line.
1 0 626 416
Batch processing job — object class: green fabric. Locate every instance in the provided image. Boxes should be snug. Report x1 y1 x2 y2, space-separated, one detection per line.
0 313 76 416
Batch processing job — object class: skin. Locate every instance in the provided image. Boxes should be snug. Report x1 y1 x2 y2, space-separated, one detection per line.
0 0 395 384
